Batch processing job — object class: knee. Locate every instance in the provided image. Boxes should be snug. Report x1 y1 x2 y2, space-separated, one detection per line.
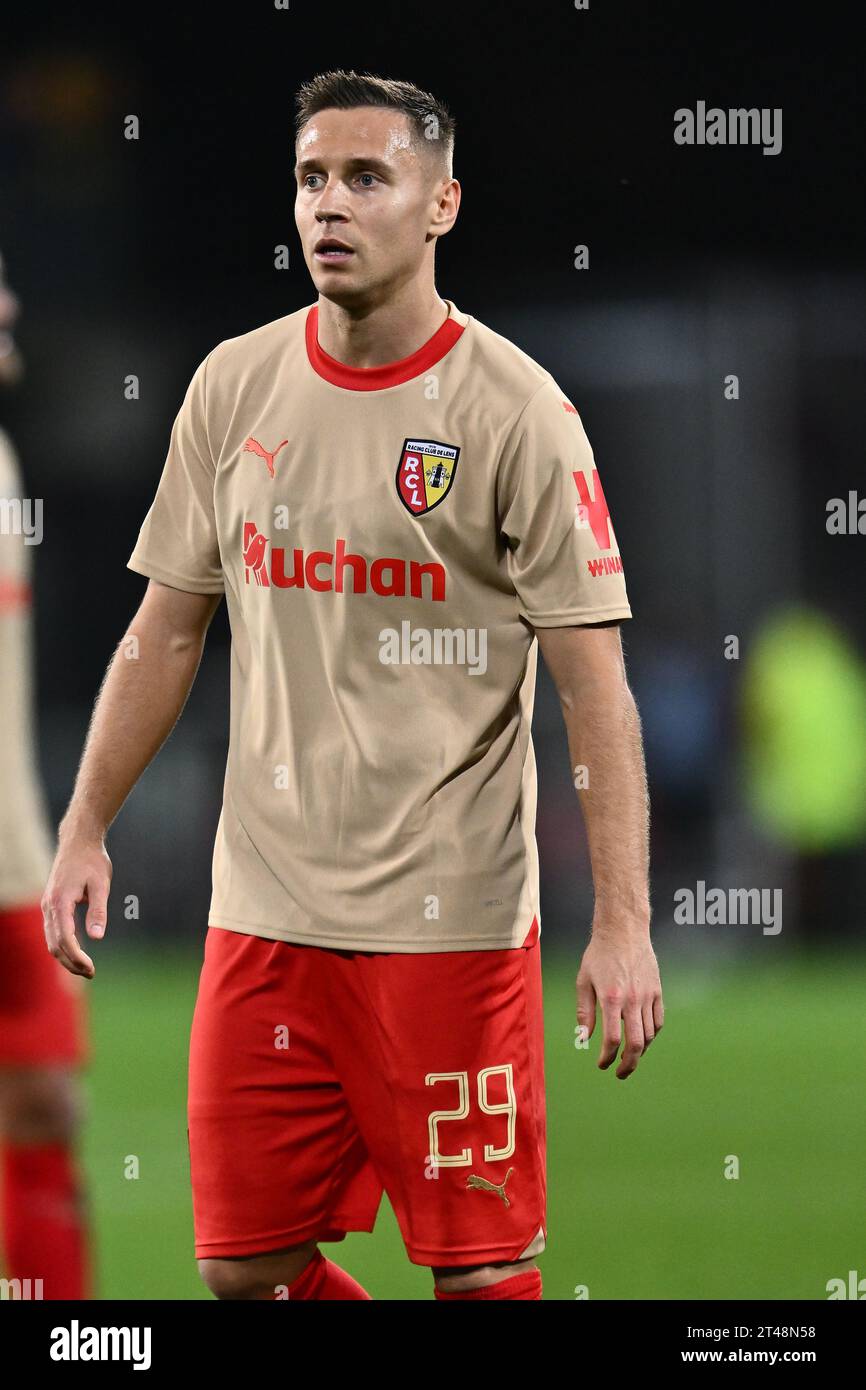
198 1242 318 1300
433 1256 537 1294
0 1068 82 1144
197 1259 260 1301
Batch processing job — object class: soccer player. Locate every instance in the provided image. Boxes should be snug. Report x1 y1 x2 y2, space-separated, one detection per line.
42 71 663 1301
0 253 90 1300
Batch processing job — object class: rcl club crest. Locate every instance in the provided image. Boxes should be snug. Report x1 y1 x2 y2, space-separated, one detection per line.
396 438 460 517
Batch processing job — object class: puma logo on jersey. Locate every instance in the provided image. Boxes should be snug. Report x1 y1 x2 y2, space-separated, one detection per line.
243 436 288 479
466 1166 514 1207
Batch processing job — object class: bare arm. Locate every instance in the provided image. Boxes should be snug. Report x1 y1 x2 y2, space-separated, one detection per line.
534 623 663 1079
42 579 222 978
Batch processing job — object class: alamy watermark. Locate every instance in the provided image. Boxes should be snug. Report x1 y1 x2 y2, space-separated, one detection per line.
674 102 782 157
0 495 42 544
674 880 782 935
378 621 487 675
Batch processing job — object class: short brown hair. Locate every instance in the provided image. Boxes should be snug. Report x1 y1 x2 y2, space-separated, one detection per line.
294 69 456 176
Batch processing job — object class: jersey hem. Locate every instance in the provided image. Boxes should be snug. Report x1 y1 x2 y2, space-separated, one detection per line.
522 602 633 627
208 916 534 954
126 555 225 594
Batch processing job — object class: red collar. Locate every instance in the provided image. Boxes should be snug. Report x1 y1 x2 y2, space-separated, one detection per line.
305 303 465 390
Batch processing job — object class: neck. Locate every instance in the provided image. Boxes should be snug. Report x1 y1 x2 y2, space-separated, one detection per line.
315 281 449 368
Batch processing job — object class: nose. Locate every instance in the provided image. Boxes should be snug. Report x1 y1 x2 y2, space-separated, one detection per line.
313 179 351 223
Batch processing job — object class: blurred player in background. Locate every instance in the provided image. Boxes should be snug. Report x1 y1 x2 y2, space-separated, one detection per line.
0 253 90 1299
42 72 661 1301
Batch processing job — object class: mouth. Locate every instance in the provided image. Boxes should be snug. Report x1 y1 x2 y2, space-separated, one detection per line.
313 239 355 265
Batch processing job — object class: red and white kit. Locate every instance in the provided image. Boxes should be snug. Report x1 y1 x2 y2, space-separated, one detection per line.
129 301 632 1262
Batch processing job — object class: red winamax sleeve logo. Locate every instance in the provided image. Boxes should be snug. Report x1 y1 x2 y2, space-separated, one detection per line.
563 399 623 573
572 468 612 550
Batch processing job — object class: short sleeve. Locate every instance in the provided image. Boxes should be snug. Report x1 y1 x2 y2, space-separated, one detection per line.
497 378 632 626
127 353 225 593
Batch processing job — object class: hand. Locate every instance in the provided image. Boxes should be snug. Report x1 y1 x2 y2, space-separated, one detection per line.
576 925 663 1079
41 830 113 978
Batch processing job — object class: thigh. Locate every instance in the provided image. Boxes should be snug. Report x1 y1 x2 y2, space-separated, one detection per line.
320 936 547 1268
188 926 381 1260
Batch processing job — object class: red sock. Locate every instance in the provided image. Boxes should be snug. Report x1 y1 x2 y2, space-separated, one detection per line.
1 1141 90 1299
286 1249 371 1300
435 1267 542 1300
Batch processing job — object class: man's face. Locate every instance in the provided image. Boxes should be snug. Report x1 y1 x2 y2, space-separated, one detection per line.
0 260 23 387
294 107 455 307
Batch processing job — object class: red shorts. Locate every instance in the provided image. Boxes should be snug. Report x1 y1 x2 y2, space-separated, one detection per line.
188 921 546 1267
0 902 88 1066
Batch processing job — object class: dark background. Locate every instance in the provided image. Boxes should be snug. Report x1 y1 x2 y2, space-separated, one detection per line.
2 0 865 953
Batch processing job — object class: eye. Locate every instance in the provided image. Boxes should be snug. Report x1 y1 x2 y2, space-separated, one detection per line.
302 174 323 189
357 172 378 187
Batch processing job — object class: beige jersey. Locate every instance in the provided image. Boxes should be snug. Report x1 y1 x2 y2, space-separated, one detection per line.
0 427 55 907
128 299 632 951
